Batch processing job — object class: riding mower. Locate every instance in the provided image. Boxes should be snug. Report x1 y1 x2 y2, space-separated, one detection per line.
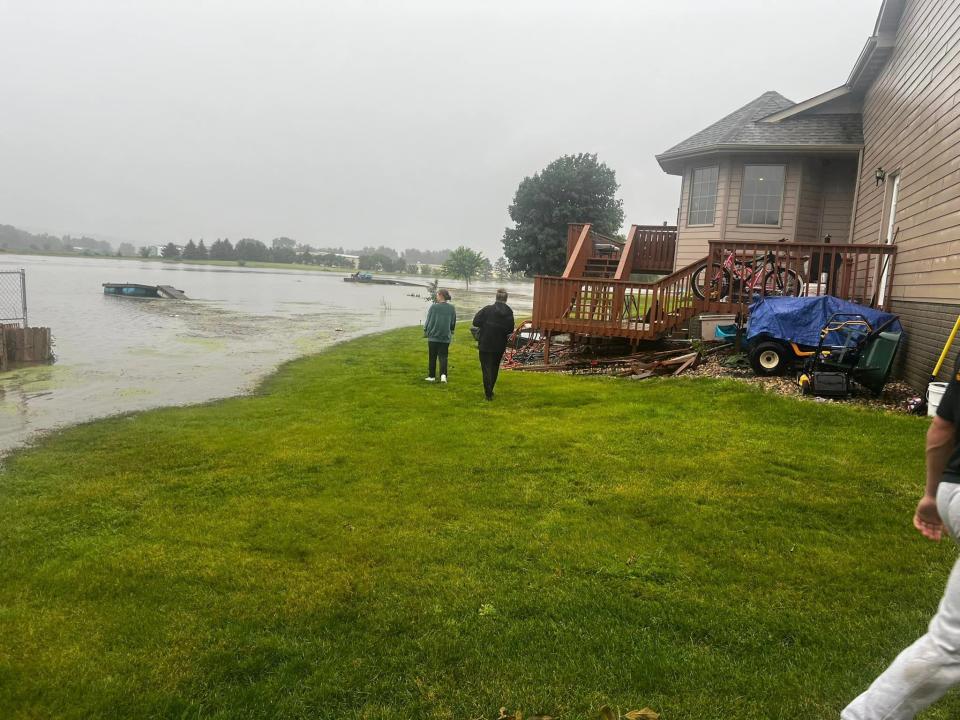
796 313 903 397
745 296 903 396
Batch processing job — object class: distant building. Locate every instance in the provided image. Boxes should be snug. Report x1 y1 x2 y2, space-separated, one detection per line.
336 254 360 268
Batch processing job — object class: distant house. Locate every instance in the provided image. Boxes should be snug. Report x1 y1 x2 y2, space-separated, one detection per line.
336 254 360 269
532 0 960 390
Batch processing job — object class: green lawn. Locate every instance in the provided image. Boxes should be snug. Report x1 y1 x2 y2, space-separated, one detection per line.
0 328 952 719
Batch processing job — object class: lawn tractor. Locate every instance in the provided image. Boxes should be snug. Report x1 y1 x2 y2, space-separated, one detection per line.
745 296 903 397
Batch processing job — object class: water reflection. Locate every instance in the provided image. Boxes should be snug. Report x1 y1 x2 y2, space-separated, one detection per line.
0 254 531 455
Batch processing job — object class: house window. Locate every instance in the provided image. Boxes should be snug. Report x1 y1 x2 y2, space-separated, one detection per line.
687 166 719 225
739 164 786 226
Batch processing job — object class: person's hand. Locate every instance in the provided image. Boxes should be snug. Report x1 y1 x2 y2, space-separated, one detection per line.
914 495 944 541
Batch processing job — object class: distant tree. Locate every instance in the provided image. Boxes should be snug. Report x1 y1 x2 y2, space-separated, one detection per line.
209 238 235 260
317 252 354 268
442 246 486 289
196 240 208 259
270 243 297 264
361 245 399 260
118 242 136 257
479 257 493 280
424 278 440 303
138 246 151 258
493 256 510 280
181 240 199 260
162 242 180 260
359 253 392 272
235 238 270 262
272 237 296 251
502 153 624 277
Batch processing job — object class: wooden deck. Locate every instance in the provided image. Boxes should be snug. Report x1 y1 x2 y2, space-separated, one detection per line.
533 238 897 343
563 223 677 279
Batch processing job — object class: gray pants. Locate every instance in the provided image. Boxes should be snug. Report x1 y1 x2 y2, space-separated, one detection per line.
843 482 960 719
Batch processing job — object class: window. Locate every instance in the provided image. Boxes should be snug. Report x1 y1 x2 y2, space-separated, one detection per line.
738 164 786 226
687 166 718 225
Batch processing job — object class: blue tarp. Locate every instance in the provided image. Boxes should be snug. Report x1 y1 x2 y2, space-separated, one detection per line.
746 296 902 348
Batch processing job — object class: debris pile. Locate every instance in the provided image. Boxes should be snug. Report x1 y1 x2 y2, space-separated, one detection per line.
503 340 922 413
502 341 719 379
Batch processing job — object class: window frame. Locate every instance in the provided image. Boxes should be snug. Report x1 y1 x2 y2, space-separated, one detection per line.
686 165 720 227
737 163 787 228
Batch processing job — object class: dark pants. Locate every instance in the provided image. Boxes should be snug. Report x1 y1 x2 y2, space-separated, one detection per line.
479 350 504 398
428 341 449 378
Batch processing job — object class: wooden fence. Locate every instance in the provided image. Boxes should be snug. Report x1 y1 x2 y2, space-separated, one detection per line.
0 325 53 371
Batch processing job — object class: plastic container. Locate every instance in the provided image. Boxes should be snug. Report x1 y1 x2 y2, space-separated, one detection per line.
699 314 737 340
928 381 949 417
715 324 739 341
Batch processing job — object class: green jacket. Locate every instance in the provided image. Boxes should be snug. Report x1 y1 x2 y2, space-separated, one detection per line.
424 302 456 343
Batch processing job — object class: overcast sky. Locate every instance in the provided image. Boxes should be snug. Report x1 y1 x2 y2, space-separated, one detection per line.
0 0 880 256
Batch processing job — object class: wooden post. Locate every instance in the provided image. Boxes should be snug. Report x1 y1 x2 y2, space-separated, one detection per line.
544 332 551 365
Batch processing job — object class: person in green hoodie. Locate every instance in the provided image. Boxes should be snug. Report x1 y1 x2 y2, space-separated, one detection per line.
423 288 456 383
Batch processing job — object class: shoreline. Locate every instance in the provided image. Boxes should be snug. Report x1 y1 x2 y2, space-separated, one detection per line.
0 254 534 459
0 321 405 462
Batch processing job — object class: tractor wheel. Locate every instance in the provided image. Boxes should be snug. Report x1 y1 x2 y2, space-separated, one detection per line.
749 340 791 376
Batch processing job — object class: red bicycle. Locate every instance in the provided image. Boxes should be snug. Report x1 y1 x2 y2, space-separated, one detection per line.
691 248 802 301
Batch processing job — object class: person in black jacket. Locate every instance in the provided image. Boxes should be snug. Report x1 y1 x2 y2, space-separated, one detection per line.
472 289 515 401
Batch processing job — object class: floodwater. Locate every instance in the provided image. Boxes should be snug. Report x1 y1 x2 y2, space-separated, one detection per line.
0 255 532 455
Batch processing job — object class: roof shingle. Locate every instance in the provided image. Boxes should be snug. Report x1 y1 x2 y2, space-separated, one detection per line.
656 91 863 168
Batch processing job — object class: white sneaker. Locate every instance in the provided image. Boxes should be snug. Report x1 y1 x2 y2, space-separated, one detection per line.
440 374 447 383
424 376 436 382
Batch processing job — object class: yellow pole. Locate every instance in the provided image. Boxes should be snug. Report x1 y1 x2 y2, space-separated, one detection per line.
933 315 960 380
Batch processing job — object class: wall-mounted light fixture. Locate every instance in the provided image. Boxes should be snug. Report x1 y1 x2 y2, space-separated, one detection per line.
875 166 886 186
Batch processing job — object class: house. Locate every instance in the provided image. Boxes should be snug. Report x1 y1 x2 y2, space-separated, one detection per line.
532 0 959 390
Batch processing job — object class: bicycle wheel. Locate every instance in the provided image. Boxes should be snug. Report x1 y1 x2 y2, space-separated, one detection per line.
760 268 801 296
692 263 730 300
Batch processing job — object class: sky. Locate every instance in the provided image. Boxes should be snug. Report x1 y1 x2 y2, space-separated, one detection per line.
0 0 881 257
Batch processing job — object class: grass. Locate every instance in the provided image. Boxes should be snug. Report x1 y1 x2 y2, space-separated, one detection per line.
0 328 952 719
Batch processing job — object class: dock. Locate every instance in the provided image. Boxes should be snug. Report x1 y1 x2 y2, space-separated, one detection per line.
103 283 188 299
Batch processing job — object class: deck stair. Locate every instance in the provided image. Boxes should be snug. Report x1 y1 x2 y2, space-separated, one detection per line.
582 257 620 279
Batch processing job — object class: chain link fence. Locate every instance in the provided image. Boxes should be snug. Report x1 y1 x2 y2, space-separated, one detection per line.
0 269 27 328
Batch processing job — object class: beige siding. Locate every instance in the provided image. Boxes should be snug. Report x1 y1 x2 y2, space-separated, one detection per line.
888 299 960 390
674 159 727 269
854 0 960 301
820 159 857 242
723 154 802 243
795 159 823 243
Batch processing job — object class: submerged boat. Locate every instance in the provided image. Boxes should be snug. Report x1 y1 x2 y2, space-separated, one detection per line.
343 272 421 287
102 283 187 299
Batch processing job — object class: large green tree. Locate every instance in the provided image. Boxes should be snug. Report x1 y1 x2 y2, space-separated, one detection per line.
502 153 624 276
442 246 486 289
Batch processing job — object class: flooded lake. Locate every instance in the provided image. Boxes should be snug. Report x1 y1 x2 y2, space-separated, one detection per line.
0 254 532 455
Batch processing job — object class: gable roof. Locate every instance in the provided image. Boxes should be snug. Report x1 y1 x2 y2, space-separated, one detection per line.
656 91 863 174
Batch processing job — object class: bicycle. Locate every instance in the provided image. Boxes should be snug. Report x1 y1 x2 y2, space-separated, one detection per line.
691 247 803 301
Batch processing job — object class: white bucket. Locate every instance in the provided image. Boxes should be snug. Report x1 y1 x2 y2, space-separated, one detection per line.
928 381 949 417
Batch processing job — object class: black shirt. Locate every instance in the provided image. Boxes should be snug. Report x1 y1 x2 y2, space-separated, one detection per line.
937 354 960 483
472 302 515 354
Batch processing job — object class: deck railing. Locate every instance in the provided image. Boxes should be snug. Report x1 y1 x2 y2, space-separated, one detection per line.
562 223 677 280
533 257 702 341
630 224 677 275
533 239 897 343
699 240 897 317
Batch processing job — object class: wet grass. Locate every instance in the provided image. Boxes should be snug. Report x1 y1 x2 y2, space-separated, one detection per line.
0 328 952 719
